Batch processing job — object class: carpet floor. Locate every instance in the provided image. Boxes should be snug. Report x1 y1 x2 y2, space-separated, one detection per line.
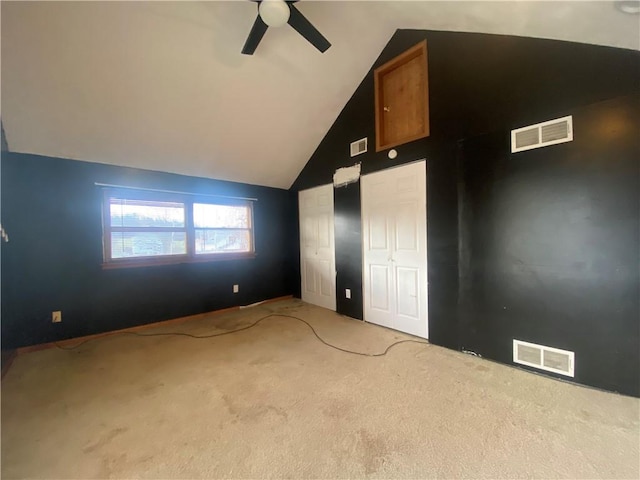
2 299 639 479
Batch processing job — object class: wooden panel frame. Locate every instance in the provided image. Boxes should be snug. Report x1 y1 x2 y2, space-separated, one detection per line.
374 40 429 152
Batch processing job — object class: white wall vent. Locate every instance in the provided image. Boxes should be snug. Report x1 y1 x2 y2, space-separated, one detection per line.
511 116 573 153
513 339 575 377
350 137 368 157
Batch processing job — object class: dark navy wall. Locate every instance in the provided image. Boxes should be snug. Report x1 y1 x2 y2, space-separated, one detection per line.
334 182 363 320
290 29 640 396
458 96 639 396
1 153 295 349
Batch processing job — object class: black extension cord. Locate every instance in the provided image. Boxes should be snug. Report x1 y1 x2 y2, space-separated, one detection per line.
55 313 429 357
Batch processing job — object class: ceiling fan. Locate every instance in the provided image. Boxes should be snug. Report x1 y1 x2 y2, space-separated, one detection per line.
242 0 331 55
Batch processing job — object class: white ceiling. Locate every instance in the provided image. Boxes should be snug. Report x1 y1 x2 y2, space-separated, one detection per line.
2 1 639 189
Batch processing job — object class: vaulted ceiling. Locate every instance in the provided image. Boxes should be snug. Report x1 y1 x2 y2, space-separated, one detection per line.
2 1 638 189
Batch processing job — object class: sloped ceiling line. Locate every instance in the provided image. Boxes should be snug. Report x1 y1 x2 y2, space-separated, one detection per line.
2 1 638 189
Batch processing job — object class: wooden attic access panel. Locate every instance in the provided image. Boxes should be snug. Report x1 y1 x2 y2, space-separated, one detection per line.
374 40 429 151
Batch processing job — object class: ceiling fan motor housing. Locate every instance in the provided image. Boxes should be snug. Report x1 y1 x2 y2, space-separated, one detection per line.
242 0 331 55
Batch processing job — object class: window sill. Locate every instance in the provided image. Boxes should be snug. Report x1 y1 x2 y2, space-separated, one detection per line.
102 252 256 270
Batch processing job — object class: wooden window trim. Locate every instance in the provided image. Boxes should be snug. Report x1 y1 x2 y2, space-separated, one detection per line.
102 252 257 270
102 189 255 269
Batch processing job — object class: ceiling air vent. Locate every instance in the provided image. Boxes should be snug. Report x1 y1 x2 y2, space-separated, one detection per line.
350 137 368 157
513 339 575 377
511 116 573 153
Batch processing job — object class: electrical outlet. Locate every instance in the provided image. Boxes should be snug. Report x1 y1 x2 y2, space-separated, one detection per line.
345 289 351 299
233 284 239 294
52 311 62 323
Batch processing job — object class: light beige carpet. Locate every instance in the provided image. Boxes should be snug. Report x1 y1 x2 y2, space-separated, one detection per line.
2 299 639 479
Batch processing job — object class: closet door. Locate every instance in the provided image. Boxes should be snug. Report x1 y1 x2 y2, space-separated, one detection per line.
299 185 336 311
362 161 428 338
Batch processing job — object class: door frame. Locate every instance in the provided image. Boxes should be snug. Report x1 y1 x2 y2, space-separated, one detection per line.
360 159 428 338
298 184 337 311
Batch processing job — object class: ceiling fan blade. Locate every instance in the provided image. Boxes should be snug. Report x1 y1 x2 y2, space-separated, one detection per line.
287 3 331 53
242 14 268 55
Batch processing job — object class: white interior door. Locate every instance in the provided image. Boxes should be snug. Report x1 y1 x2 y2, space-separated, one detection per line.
299 184 336 311
362 161 428 338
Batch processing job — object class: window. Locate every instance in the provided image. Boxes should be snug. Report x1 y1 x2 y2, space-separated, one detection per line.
102 189 254 267
193 203 252 255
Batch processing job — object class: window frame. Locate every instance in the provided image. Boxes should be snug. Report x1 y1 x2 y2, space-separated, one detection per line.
101 188 256 269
